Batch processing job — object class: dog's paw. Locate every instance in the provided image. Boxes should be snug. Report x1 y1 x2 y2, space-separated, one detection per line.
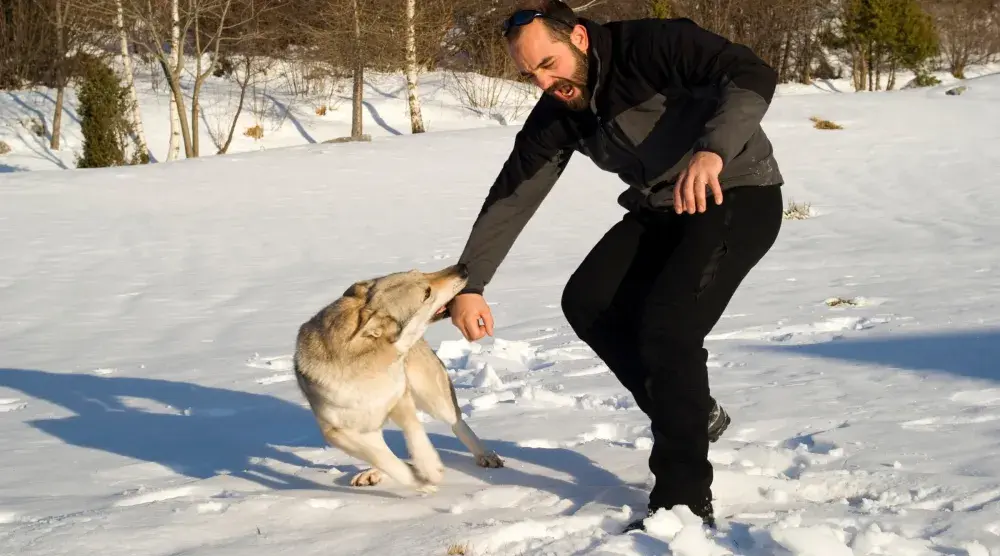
349 468 384 487
411 459 444 486
476 451 504 469
415 482 439 495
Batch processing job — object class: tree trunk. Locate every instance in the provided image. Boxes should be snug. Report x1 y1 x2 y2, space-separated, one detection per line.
404 0 425 133
51 0 64 150
117 0 149 162
167 0 182 160
192 79 201 157
219 58 252 154
875 45 882 91
800 29 813 84
778 30 792 83
160 58 193 158
351 0 364 139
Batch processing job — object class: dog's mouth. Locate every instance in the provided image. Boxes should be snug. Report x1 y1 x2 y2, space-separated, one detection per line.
430 305 450 323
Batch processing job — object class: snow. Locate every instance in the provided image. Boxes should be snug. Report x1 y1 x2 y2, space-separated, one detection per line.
2 60 1000 555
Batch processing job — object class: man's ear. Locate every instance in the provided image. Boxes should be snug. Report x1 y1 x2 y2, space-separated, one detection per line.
571 24 588 51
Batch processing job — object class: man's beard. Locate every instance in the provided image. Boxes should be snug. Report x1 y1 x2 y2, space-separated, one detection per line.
545 46 591 111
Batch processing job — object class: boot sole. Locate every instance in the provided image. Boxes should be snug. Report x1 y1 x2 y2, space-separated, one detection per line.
708 407 731 443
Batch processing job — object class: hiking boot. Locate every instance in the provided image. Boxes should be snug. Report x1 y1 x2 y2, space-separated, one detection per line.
621 500 717 534
707 399 730 443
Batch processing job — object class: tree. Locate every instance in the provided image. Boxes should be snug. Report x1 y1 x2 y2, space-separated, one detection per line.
76 58 133 168
404 0 425 133
923 0 1000 79
118 0 269 158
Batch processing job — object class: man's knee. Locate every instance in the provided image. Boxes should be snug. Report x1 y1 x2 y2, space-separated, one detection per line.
561 270 597 336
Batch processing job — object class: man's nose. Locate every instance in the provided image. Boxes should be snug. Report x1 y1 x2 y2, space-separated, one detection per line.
534 72 555 91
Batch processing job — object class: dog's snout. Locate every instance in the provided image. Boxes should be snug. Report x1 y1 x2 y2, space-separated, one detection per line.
456 263 469 279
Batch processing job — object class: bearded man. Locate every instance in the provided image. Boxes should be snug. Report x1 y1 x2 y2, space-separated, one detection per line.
443 0 785 532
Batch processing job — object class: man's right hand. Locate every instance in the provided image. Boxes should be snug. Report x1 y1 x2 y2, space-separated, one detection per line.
447 293 494 341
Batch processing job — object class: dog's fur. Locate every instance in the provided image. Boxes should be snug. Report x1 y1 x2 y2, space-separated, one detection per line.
293 263 503 493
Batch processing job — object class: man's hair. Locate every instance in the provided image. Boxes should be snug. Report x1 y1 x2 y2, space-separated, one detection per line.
504 0 580 44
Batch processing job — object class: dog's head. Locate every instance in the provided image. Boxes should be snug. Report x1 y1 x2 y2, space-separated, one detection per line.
345 263 469 353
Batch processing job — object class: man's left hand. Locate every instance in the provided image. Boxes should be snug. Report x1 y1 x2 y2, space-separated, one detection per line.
674 151 724 214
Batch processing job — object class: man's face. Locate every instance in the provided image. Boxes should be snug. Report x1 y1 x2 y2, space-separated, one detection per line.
507 21 590 111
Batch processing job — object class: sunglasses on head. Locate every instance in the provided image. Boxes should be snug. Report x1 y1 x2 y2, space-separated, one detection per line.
501 9 577 37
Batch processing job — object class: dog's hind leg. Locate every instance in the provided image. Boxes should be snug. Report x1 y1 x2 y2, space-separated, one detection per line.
320 423 437 494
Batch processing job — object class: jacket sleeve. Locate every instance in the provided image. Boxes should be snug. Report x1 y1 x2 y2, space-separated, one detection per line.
456 97 574 295
639 18 778 166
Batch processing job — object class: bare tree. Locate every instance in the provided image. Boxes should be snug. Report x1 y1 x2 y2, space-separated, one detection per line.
404 0 425 133
115 0 268 158
923 0 1000 78
115 0 150 161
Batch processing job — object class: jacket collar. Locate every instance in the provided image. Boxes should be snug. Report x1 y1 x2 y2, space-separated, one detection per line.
580 18 612 113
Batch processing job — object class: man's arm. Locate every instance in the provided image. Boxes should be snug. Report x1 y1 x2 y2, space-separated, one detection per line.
638 17 778 166
457 97 574 295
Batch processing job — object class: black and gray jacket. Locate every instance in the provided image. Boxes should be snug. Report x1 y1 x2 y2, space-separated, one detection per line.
457 16 784 295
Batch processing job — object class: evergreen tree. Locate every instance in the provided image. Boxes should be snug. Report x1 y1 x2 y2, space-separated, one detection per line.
76 59 139 168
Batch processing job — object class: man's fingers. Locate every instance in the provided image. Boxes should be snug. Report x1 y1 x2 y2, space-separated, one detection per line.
482 309 495 337
683 172 697 214
696 172 708 213
674 170 686 213
710 175 724 205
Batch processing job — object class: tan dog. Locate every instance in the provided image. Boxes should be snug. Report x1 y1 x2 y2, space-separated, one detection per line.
293 263 503 493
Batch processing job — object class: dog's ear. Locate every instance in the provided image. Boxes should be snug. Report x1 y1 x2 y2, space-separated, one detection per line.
352 307 399 342
343 279 375 300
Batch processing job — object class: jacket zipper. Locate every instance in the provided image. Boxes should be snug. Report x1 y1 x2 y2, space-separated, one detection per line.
598 115 648 188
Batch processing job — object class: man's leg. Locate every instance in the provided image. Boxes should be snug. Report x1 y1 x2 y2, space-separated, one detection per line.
560 211 731 436
636 184 784 526
560 211 671 415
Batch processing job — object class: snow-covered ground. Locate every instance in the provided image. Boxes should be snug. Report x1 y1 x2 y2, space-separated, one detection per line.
2 62 1000 555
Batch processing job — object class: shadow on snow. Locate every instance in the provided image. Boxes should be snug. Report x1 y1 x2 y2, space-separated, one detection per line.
0 367 630 512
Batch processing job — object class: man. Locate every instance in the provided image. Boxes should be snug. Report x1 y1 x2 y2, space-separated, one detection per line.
443 0 785 531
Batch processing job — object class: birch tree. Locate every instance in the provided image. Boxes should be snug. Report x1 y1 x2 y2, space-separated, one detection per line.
115 0 150 161
404 0 425 133
119 0 267 158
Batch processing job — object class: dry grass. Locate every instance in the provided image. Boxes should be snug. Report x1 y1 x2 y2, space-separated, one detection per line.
810 116 843 130
243 124 264 140
447 543 470 555
783 200 814 220
0 140 11 155
315 105 328 116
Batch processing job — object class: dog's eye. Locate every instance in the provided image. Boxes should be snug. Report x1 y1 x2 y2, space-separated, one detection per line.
424 287 432 300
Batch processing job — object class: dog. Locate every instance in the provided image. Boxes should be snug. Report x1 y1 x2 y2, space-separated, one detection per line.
293 263 504 493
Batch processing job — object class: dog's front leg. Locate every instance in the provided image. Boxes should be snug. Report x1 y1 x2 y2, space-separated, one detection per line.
389 391 444 487
320 423 433 492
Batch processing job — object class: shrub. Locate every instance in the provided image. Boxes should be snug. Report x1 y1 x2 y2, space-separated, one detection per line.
76 59 138 168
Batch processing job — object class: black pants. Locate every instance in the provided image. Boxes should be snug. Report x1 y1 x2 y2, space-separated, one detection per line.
561 184 783 514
